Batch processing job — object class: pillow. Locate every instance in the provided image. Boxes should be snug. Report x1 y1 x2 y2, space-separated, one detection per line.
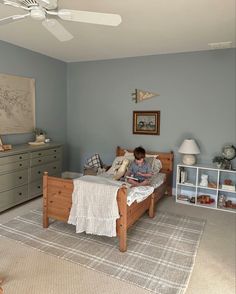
113 158 130 180
106 156 125 175
124 150 134 159
124 150 161 173
145 157 154 168
124 150 159 159
85 153 102 168
152 158 162 173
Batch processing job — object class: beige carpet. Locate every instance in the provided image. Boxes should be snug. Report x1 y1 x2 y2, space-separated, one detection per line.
0 209 205 294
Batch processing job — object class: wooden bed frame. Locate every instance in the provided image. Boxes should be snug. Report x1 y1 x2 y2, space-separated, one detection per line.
43 147 174 252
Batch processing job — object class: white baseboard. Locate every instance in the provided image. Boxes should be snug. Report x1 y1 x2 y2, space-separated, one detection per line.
62 171 82 179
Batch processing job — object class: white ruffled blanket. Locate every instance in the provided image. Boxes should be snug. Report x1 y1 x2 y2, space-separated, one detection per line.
68 173 165 237
68 176 123 237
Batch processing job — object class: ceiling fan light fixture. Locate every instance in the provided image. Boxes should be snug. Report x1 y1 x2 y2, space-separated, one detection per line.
31 7 46 20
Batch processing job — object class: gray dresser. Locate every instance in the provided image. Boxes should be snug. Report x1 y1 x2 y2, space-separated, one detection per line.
0 143 62 212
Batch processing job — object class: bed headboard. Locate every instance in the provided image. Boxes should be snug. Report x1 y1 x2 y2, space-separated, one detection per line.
116 146 174 173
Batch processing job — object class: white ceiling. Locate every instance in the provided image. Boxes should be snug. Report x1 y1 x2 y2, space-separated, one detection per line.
0 0 235 62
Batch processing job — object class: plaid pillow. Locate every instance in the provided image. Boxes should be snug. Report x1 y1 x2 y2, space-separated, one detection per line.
86 153 102 168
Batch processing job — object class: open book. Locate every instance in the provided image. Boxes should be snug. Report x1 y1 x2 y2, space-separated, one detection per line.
126 175 139 181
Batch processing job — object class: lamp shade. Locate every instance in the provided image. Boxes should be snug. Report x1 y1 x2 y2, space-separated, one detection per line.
178 139 200 154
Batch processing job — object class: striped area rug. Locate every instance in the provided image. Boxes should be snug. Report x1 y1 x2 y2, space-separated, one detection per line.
0 210 205 294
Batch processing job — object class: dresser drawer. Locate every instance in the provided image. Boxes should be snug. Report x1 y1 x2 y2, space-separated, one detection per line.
30 161 61 181
0 185 28 212
0 160 29 174
0 153 29 166
0 169 28 192
30 147 62 159
30 153 62 167
29 180 43 198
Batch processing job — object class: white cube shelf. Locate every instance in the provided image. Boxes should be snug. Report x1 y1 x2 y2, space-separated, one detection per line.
176 164 236 213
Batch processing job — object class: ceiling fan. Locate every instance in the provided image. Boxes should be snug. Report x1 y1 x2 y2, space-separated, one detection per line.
0 0 122 41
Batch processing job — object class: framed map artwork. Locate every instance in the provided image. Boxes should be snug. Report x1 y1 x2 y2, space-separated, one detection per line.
0 73 35 134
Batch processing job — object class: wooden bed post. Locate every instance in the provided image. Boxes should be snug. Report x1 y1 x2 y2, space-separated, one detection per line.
166 151 174 196
118 187 128 252
148 193 155 218
43 172 49 228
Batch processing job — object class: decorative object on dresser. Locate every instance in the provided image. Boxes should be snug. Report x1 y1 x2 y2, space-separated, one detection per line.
131 89 160 103
133 111 160 135
0 136 12 152
0 143 62 212
34 128 46 143
28 128 47 146
176 163 236 213
178 138 200 165
0 73 35 134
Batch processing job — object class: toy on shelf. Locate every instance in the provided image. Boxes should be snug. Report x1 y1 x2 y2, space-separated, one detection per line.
218 194 226 208
225 200 236 209
222 179 236 191
197 195 215 205
199 174 208 187
208 182 217 189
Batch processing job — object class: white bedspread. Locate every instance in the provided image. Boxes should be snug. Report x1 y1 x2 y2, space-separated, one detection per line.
68 176 123 237
68 173 165 237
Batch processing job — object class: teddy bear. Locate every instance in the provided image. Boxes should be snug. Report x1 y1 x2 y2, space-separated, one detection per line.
199 174 208 187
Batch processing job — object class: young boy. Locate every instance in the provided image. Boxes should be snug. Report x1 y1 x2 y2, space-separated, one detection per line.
126 146 153 187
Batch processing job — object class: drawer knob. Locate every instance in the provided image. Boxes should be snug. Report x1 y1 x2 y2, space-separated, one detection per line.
19 156 22 159
19 163 22 167
19 192 22 196
54 150 57 152
38 171 41 174
53 167 56 169
37 186 41 189
54 156 57 159
19 176 22 179
38 153 42 156
38 159 42 162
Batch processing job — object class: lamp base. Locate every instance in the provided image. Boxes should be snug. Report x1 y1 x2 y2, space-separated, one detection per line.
182 154 196 165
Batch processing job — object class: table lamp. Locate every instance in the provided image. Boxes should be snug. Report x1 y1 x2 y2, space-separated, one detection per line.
178 139 200 165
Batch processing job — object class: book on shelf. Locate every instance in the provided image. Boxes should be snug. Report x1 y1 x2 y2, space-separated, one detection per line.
177 195 189 201
221 184 236 191
178 167 187 183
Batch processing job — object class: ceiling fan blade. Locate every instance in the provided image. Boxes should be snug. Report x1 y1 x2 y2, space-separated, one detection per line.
0 13 29 25
2 0 29 10
58 9 122 26
38 0 50 4
37 0 57 9
42 19 73 42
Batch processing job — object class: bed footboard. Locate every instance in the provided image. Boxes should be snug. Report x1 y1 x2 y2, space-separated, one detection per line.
43 172 73 228
43 173 131 252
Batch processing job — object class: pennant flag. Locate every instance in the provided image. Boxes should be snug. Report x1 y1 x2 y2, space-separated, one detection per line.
132 89 160 103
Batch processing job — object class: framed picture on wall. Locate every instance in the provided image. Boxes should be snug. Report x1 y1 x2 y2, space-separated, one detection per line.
133 111 160 135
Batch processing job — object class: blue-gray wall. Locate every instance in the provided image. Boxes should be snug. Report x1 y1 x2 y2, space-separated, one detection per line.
0 40 68 169
67 49 236 173
1 40 235 177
